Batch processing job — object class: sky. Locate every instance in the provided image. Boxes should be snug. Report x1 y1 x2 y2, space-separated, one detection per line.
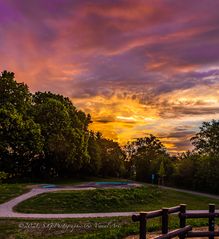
1 0 219 153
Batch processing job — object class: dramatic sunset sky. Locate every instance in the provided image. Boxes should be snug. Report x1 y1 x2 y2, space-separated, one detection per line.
1 0 219 153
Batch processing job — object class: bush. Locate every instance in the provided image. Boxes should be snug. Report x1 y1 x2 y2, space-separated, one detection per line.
0 171 8 182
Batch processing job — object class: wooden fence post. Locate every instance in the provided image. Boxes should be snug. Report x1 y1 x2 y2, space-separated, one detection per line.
179 204 187 239
209 204 215 239
162 208 169 234
139 212 147 239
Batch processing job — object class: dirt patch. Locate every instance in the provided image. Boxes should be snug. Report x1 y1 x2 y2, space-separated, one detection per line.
125 226 219 239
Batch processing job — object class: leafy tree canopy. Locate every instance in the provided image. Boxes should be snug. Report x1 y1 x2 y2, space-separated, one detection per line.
0 71 31 113
0 72 43 177
191 120 219 155
124 135 170 181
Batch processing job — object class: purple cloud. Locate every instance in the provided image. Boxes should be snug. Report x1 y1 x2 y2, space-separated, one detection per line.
1 0 219 151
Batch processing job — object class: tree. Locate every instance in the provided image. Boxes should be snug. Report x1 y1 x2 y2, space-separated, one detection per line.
158 160 165 185
98 137 125 177
0 70 127 180
193 154 219 194
0 71 44 178
83 131 102 176
0 71 31 113
0 171 8 183
189 120 219 193
173 151 197 188
32 92 90 177
191 120 219 155
125 135 170 182
33 92 91 131
0 105 43 178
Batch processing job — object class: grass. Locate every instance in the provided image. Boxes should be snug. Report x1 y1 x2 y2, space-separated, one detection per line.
0 217 135 239
15 185 219 213
0 178 130 204
0 184 29 204
0 216 215 239
2 183 219 238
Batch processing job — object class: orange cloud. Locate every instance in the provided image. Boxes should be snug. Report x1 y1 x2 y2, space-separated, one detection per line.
1 0 219 153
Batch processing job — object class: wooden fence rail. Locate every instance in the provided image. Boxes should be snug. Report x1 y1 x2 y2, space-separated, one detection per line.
132 204 218 239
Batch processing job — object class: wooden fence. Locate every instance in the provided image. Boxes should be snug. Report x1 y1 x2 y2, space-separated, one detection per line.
132 204 219 239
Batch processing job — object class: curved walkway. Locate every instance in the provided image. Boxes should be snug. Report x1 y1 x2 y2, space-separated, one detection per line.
0 184 138 218
0 184 219 219
158 185 219 200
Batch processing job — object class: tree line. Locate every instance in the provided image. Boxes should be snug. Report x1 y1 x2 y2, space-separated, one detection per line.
124 121 219 194
0 71 125 179
1 71 219 194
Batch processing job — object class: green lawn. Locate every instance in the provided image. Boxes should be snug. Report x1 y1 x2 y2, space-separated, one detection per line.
0 216 213 239
15 185 219 213
2 184 219 238
0 184 29 204
0 178 130 204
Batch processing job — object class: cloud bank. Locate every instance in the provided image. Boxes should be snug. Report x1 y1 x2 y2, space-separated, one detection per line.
1 0 219 152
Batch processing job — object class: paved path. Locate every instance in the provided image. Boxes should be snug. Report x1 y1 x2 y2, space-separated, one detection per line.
0 184 219 219
0 184 139 218
158 185 219 200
